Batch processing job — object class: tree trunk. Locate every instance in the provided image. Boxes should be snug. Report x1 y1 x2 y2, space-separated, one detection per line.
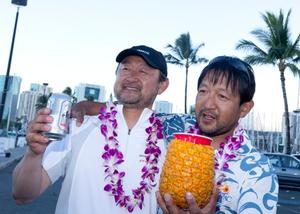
279 69 291 154
184 65 188 114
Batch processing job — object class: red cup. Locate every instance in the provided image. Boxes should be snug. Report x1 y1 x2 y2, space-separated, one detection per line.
173 133 212 146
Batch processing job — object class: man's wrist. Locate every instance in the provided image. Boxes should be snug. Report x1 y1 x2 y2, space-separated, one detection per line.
26 147 43 159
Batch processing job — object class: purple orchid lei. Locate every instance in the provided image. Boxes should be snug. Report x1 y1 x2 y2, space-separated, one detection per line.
98 103 163 213
187 123 244 183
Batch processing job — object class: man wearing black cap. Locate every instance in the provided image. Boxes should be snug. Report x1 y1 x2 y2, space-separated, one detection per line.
114 45 168 111
116 45 168 79
13 45 171 213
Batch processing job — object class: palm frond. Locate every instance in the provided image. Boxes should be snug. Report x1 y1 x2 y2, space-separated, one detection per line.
236 40 268 58
293 52 300 63
262 9 291 55
175 32 192 59
286 63 300 77
285 33 300 58
261 11 277 44
190 43 205 63
197 57 208 64
283 9 292 32
164 54 184 66
244 55 274 66
250 29 272 48
165 32 207 67
165 44 183 60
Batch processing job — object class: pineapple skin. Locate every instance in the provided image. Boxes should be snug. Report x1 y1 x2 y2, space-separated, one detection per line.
159 139 214 209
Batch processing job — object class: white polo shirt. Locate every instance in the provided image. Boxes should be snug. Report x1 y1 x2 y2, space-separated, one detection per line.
42 105 166 214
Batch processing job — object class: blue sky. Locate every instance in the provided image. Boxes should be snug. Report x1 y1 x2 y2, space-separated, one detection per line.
0 0 299 128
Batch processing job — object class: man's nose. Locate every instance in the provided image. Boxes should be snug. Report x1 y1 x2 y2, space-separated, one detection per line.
123 69 140 80
204 95 216 108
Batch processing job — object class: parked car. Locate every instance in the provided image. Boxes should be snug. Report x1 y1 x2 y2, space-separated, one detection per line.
263 153 300 188
292 154 300 161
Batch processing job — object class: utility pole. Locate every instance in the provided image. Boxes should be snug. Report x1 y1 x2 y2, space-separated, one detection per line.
0 0 28 128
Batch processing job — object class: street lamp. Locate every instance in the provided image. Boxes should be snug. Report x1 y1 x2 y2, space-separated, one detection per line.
0 0 27 128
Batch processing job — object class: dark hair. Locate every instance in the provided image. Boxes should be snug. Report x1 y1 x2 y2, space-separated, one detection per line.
159 72 168 82
197 56 255 105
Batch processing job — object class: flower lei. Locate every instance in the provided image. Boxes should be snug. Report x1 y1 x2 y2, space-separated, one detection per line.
98 103 163 213
99 103 244 211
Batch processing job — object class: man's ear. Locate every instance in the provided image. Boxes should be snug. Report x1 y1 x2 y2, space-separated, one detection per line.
158 79 169 95
239 100 254 118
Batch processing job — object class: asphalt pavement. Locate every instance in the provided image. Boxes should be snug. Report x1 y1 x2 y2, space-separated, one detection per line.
0 161 61 214
0 146 26 170
0 145 59 214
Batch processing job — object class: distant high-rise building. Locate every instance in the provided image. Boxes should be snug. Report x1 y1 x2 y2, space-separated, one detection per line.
74 83 106 102
17 91 39 121
0 75 22 124
17 83 52 122
30 83 52 95
155 101 173 113
30 83 41 92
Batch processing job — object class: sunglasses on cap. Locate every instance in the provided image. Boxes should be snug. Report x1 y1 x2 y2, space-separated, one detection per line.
208 56 253 80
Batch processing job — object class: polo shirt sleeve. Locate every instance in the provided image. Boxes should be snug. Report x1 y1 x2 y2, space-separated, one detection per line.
42 134 72 184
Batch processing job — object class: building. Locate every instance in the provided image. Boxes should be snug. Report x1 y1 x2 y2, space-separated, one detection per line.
240 110 284 152
30 83 52 95
0 75 22 126
154 100 173 113
74 83 106 102
17 83 52 122
246 129 283 152
17 91 39 122
282 110 300 153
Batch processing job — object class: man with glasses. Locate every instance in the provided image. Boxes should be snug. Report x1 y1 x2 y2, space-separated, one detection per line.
71 56 278 213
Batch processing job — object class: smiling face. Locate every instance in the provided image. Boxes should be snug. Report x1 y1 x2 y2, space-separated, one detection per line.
195 72 253 142
114 55 168 109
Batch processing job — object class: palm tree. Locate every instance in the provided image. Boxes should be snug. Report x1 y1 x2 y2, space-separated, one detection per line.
62 87 72 96
165 32 208 113
35 94 49 112
62 86 77 104
236 9 300 154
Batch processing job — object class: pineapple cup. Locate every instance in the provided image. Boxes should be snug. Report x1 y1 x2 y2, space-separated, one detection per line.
159 133 214 209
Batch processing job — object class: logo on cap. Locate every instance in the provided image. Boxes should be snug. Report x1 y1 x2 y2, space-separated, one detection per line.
136 49 150 55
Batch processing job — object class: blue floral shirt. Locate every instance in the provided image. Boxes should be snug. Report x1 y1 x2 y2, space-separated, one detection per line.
156 113 278 214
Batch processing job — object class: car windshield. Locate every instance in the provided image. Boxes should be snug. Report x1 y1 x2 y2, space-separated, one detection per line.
267 154 300 169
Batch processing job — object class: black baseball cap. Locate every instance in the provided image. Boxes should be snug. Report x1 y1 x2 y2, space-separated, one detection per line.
116 45 168 78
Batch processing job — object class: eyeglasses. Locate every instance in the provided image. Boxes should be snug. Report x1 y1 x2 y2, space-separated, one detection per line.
208 56 253 80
